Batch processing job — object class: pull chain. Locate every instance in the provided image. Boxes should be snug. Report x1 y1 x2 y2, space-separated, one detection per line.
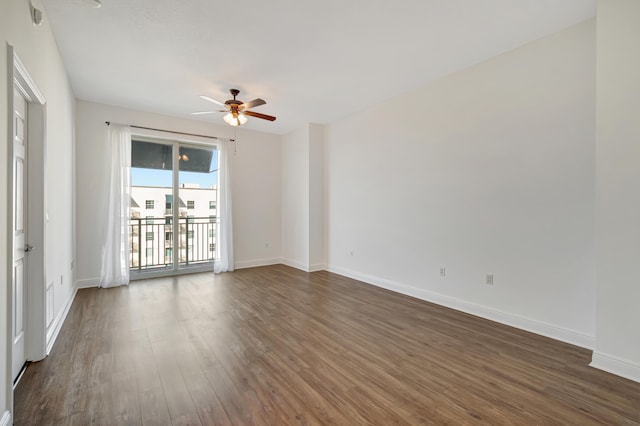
233 127 238 155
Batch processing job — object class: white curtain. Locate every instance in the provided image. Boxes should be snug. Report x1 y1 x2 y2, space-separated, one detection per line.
215 139 234 273
100 124 132 287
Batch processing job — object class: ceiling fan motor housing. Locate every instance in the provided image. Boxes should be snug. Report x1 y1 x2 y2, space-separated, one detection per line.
225 89 243 117
226 88 242 107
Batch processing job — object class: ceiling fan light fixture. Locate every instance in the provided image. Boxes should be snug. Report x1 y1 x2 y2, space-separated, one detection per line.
196 89 274 126
223 112 247 127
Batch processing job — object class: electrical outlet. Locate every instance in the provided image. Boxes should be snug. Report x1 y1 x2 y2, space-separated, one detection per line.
440 267 446 277
485 274 494 285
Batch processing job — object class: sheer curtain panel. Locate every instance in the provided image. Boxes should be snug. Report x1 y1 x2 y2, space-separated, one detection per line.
215 139 234 273
100 124 132 287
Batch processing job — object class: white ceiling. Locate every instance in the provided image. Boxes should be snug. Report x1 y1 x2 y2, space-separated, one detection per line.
41 0 595 134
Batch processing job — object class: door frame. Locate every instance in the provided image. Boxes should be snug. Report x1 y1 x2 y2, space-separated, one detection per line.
128 132 218 281
6 46 47 412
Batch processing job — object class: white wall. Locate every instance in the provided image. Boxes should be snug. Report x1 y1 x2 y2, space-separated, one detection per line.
325 20 596 347
232 121 282 268
0 0 76 418
281 123 325 271
74 101 282 285
308 123 325 268
592 0 640 381
281 126 310 269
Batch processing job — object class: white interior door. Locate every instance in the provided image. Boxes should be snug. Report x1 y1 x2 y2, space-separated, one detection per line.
12 86 28 381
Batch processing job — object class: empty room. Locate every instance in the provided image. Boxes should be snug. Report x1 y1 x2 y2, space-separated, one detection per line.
1 0 640 424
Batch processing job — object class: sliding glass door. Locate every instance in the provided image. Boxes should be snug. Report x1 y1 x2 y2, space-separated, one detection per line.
129 138 218 278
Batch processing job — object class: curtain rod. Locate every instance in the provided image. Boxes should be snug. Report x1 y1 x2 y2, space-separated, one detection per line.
105 121 234 142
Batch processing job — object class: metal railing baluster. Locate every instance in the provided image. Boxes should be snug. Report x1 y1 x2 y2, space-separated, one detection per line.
129 216 216 271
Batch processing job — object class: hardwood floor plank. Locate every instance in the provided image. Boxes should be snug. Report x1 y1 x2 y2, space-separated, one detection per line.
111 370 142 425
183 372 233 426
138 386 172 426
152 342 203 426
204 364 256 425
14 265 640 425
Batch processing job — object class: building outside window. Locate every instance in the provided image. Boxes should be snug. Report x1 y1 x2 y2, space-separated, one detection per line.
146 200 154 209
209 215 216 223
146 232 154 241
146 215 154 224
208 229 215 238
187 230 194 239
209 243 215 252
165 216 172 225
146 248 153 257
165 232 172 241
187 200 195 209
209 201 216 209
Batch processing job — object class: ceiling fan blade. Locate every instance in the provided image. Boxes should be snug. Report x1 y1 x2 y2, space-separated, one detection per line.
242 98 266 110
244 110 276 121
200 95 225 106
191 111 216 115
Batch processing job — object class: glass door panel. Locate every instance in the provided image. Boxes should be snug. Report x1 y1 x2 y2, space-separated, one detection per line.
178 145 218 271
130 140 174 272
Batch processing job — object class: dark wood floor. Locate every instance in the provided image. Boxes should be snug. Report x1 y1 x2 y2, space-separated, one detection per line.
14 265 640 425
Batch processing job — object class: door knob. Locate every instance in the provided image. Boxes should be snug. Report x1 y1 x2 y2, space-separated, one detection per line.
24 244 34 252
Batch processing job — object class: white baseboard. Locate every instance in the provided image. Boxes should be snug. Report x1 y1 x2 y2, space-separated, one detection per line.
590 351 640 383
308 263 326 272
280 258 309 271
326 264 595 349
75 277 100 289
280 258 326 273
46 287 78 355
0 411 10 426
234 258 282 270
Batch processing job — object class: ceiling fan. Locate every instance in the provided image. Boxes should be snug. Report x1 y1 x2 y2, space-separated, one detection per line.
192 89 276 127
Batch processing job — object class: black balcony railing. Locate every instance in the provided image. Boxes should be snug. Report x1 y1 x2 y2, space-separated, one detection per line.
129 216 217 271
